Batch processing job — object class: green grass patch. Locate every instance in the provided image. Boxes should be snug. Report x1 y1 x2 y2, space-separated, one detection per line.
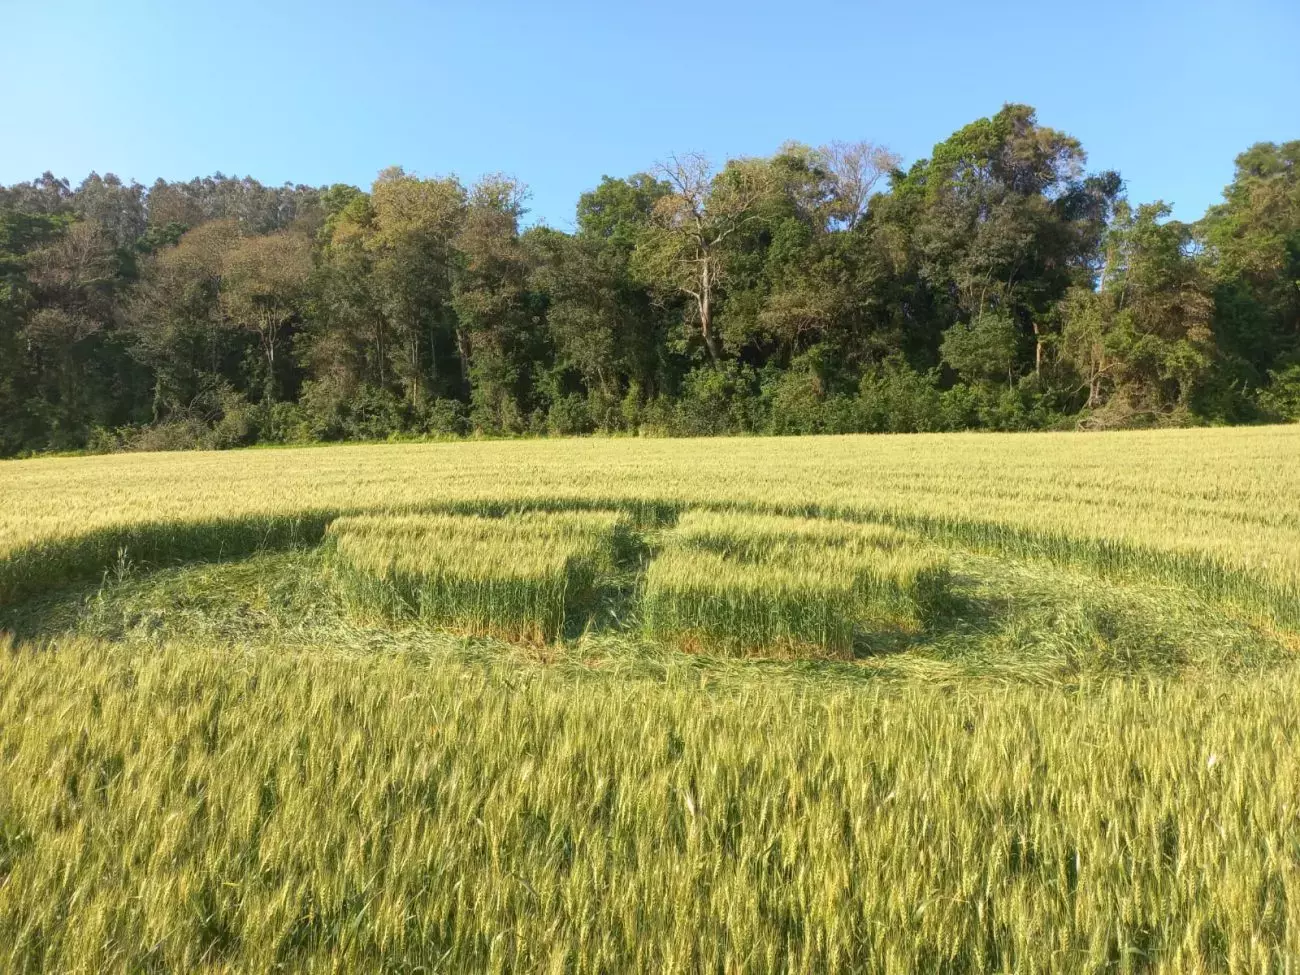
329 510 632 642
643 511 951 657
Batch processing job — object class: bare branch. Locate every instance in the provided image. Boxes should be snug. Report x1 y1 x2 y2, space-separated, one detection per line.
821 140 901 230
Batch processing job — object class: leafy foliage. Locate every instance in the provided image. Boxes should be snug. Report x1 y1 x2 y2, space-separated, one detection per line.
1 114 1297 455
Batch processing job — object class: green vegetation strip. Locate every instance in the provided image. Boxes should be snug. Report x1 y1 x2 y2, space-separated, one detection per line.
328 510 630 642
4 492 1297 640
644 511 950 656
0 513 336 608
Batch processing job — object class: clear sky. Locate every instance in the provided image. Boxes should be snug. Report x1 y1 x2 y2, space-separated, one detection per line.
2 0 1296 228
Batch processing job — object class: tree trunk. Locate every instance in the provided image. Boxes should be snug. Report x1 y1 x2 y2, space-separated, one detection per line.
1087 352 1104 408
456 328 472 388
699 260 722 367
263 317 278 403
427 312 440 395
408 328 421 405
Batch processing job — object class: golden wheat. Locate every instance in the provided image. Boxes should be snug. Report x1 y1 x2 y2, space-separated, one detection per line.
644 511 949 655
328 510 628 640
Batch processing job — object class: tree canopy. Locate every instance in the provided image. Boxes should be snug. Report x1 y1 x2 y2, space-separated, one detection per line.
2 104 1297 455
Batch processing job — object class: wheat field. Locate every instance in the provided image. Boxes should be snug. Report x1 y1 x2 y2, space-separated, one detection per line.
2 427 1300 971
643 511 949 656
3 426 1299 620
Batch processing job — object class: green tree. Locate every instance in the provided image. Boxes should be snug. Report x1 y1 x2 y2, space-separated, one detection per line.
0 207 71 452
452 175 535 432
1058 203 1214 423
529 174 672 423
880 104 1119 377
634 154 771 366
219 230 314 402
20 218 139 445
745 143 899 376
365 168 466 404
73 173 146 249
125 220 240 420
1198 141 1300 389
940 312 1020 386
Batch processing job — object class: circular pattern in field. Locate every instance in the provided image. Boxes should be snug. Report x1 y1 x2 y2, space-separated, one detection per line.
2 504 1287 677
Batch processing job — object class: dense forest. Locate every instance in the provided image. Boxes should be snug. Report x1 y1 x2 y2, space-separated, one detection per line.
1 104 1297 456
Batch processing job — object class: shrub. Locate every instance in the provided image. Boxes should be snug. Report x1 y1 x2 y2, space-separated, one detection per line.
1258 364 1300 422
619 382 644 432
855 360 948 433
123 419 213 453
84 426 128 454
263 401 311 444
419 398 469 437
762 363 861 436
207 400 260 449
976 376 1068 431
764 367 827 435
343 385 412 440
547 393 595 436
940 312 1021 385
672 365 764 436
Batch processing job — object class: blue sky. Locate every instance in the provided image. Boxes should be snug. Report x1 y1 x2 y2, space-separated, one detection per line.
2 0 1296 228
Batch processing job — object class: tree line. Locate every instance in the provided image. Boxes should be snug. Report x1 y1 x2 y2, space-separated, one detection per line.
1 103 1296 456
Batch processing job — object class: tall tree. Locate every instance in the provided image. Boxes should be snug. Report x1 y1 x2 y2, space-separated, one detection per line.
634 154 770 366
0 206 70 451
73 173 147 250
821 140 899 231
219 230 313 402
1199 141 1300 383
452 175 535 431
881 104 1120 377
305 185 386 412
365 168 466 404
1058 202 1214 421
745 144 899 373
21 219 130 442
5 110 1300 454
127 221 230 420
